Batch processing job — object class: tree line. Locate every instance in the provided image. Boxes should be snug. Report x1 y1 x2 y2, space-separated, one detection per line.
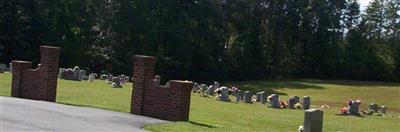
0 0 399 82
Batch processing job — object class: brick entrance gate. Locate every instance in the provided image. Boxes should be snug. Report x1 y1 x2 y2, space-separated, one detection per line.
11 46 61 102
131 55 193 121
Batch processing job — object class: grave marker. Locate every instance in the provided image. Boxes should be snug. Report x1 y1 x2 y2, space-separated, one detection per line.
269 94 280 108
303 96 311 110
217 86 230 102
303 109 323 132
243 91 252 103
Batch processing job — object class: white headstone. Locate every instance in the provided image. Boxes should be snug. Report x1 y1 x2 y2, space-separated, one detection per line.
192 83 199 92
217 86 230 102
72 66 80 80
9 62 12 73
88 73 96 82
79 70 86 80
207 85 215 96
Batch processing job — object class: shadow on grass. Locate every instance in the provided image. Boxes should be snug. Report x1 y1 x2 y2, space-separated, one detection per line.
188 121 217 128
300 79 400 87
225 80 325 95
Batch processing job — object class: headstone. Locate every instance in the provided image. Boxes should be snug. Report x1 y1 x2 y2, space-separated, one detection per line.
260 91 267 104
72 66 80 80
153 75 160 87
165 82 170 88
269 94 280 108
243 91 252 103
120 75 126 84
217 86 230 102
79 70 86 80
58 68 66 78
112 77 122 88
368 103 379 113
289 97 296 109
192 83 200 93
256 91 267 104
289 96 300 109
200 84 208 97
88 73 96 82
235 90 243 102
293 96 300 104
213 81 220 89
64 69 76 80
380 106 386 114
303 109 323 132
348 100 361 115
303 96 311 110
256 92 262 102
9 62 12 73
207 85 215 96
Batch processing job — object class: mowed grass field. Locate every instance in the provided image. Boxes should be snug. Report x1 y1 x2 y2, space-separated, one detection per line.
1 72 399 132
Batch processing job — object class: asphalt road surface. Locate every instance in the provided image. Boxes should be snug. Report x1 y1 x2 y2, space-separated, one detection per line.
0 96 169 132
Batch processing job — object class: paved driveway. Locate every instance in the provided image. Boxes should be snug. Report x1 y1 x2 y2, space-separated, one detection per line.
0 97 169 132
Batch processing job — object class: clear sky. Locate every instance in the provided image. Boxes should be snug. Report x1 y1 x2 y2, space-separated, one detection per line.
359 0 372 12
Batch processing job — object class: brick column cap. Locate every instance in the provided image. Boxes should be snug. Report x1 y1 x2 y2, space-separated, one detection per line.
40 45 61 55
134 55 156 59
133 55 157 62
133 55 157 66
40 45 61 50
12 60 32 64
169 80 193 84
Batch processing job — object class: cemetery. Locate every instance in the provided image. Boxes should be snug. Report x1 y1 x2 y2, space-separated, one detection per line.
0 51 400 132
1 0 399 131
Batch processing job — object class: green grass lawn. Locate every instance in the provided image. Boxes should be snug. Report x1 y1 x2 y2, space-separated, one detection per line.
1 72 399 132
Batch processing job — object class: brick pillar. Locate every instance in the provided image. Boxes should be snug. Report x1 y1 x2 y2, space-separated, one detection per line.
131 55 157 114
169 80 193 121
11 61 32 97
38 46 61 102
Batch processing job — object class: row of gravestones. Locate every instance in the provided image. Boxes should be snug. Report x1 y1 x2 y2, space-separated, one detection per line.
59 66 130 88
192 82 312 109
339 99 387 116
192 82 232 102
100 74 130 88
367 103 386 114
193 82 322 132
59 66 86 81
59 66 98 82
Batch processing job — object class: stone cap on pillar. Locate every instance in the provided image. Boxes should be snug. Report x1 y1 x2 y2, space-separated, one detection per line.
11 61 32 67
133 55 157 64
12 60 32 64
169 80 193 84
40 45 61 55
11 61 32 72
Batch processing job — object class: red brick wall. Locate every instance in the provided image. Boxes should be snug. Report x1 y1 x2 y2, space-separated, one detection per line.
11 46 61 102
131 55 193 121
